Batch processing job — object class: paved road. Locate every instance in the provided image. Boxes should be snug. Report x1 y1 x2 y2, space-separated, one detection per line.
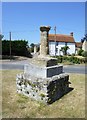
64 65 86 74
0 60 87 74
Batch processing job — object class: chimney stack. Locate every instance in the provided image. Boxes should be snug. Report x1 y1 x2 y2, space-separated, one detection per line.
70 32 73 36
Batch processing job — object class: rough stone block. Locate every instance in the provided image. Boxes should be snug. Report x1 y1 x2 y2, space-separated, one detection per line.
16 73 71 104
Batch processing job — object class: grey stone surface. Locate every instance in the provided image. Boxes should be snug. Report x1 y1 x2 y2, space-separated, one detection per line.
24 63 63 78
28 57 58 67
40 26 51 57
16 72 70 104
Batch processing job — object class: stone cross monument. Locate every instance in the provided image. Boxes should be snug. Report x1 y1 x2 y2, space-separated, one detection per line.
40 26 51 57
16 25 72 104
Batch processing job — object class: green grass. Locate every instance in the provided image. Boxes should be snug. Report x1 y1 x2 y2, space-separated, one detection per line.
1 70 85 118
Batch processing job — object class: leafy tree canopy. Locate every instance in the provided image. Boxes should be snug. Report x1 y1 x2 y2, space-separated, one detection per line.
60 46 70 55
30 43 35 48
0 34 4 40
2 39 32 57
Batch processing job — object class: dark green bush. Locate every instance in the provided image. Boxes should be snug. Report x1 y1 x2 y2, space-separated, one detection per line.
68 54 71 56
71 53 75 56
77 49 84 56
57 56 63 63
69 56 74 62
55 55 87 64
82 51 87 57
63 56 68 60
2 40 32 57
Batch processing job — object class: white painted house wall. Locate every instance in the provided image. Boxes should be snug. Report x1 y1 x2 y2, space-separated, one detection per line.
49 41 75 56
56 42 65 56
49 42 55 56
67 43 75 55
82 40 87 51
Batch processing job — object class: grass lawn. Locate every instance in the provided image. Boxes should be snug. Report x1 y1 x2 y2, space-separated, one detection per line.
1 70 85 118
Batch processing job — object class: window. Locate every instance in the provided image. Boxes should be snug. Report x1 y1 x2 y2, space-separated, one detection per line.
56 42 58 46
56 48 58 53
65 42 67 46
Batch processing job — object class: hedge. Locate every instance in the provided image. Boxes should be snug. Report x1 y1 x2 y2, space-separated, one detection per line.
2 40 32 57
56 56 87 64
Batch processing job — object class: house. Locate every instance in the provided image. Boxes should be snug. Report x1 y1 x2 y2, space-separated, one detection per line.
48 32 76 56
82 40 87 51
75 42 82 54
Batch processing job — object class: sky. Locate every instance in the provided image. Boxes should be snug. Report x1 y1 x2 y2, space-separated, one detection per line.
2 2 85 45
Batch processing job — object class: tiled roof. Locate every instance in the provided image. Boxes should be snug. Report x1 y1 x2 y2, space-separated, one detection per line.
75 42 82 48
48 34 75 43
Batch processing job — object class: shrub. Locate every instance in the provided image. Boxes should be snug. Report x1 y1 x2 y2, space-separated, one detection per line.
82 51 87 57
63 56 68 60
77 49 84 56
68 54 71 56
72 53 75 56
2 40 32 57
55 55 87 64
57 56 63 63
69 56 74 62
67 56 80 64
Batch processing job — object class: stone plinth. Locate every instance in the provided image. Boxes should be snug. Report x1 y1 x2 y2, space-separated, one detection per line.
24 57 62 78
16 72 70 104
24 64 63 78
16 56 72 104
28 57 58 67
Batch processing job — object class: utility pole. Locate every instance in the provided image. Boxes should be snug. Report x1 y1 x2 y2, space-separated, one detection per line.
54 26 56 56
9 32 11 61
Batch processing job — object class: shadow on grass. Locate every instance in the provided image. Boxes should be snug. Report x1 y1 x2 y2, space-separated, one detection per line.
47 87 74 104
2 55 19 59
2 55 32 60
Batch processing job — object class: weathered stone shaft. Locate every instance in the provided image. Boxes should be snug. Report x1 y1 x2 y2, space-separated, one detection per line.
40 26 51 56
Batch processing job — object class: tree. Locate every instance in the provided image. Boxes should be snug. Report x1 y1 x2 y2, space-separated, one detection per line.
82 51 87 57
60 46 69 55
2 40 32 57
30 43 35 52
30 43 34 48
77 48 84 56
0 34 4 40
0 34 4 55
